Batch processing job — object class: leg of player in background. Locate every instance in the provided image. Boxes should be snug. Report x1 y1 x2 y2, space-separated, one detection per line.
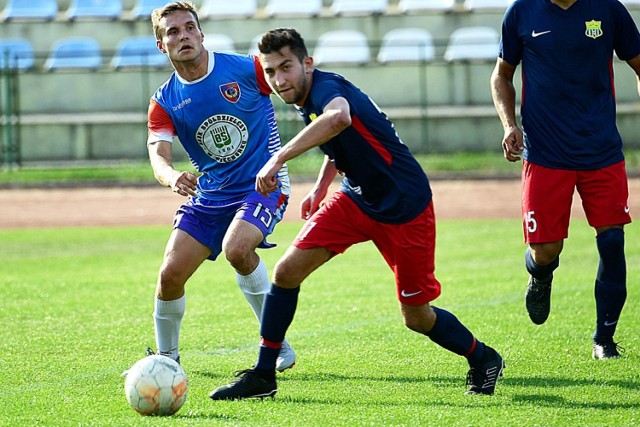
592 225 627 359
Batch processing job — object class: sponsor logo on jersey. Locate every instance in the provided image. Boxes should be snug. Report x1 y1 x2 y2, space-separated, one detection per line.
196 114 249 163
172 97 191 111
219 82 241 103
585 20 603 39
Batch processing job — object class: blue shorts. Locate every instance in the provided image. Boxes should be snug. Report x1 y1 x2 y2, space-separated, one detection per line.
173 190 288 261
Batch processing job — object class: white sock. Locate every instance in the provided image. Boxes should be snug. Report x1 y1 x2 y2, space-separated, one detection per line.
237 259 270 321
153 294 186 361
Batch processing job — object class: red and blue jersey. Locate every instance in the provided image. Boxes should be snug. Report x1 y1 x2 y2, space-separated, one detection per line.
148 51 289 201
298 69 431 224
500 0 640 169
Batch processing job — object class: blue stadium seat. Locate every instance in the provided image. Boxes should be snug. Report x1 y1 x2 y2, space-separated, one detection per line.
130 0 167 19
0 39 35 70
44 37 102 71
66 0 123 20
111 36 168 69
1 0 58 21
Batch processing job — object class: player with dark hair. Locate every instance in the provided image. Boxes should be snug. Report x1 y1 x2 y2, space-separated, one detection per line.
142 2 295 370
210 27 504 400
491 0 640 358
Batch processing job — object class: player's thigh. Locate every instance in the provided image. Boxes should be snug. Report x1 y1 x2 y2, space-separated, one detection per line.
293 191 371 254
577 161 631 229
522 161 575 243
222 217 264 258
229 190 286 252
161 228 211 284
274 245 332 288
375 202 441 306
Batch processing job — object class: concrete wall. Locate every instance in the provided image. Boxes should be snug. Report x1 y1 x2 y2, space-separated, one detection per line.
2 1 640 164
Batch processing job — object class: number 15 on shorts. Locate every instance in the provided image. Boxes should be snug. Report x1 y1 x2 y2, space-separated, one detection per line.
525 210 537 233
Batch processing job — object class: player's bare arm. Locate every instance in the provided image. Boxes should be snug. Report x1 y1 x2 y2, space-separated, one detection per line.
627 54 640 97
148 140 197 197
255 96 351 195
300 156 338 219
491 58 523 162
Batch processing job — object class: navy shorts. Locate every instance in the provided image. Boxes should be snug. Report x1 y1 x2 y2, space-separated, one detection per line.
173 190 288 261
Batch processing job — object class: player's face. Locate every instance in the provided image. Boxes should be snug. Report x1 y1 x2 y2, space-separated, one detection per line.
260 46 313 107
156 10 205 64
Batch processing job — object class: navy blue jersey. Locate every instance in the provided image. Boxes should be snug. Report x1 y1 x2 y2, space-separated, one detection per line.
297 69 431 224
500 0 640 169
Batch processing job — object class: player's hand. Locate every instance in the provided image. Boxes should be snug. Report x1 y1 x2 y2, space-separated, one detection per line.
300 187 327 220
502 126 524 162
170 171 197 197
256 157 282 196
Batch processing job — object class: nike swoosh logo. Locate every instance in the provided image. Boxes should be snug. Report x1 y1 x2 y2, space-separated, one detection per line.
531 30 551 38
604 320 618 326
624 206 630 213
401 290 423 298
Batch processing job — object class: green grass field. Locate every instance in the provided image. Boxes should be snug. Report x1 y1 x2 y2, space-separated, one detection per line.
1 219 639 426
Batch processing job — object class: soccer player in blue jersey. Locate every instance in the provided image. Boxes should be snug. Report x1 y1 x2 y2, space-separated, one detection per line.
491 0 640 359
142 2 295 370
210 28 504 400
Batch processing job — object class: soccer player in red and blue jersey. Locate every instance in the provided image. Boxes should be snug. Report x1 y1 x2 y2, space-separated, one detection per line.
142 2 295 371
491 0 640 359
210 28 504 400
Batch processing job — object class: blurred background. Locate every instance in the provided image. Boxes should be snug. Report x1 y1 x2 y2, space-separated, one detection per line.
1 0 640 171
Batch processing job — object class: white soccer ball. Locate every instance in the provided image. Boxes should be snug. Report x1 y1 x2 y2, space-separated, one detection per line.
124 355 188 416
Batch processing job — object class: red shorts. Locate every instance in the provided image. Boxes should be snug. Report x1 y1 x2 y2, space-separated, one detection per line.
293 191 441 305
521 160 631 244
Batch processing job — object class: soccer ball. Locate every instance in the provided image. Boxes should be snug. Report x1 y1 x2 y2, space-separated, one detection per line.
124 355 188 416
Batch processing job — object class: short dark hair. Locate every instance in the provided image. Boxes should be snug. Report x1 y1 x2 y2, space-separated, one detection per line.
258 28 309 62
151 2 201 41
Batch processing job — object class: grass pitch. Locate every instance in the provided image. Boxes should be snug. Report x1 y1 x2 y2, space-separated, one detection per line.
1 219 639 426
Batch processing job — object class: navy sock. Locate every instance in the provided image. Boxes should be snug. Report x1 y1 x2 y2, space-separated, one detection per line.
593 228 627 343
426 307 486 366
255 285 300 373
525 248 559 283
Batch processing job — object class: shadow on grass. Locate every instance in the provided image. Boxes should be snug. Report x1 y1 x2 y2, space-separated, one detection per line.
510 393 640 410
194 369 640 410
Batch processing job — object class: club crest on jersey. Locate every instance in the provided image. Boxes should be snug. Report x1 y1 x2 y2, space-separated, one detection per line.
585 20 603 39
196 114 249 163
219 82 241 103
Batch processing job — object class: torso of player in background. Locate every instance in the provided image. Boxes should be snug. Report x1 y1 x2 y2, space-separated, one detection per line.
298 69 431 224
501 0 640 170
148 51 289 202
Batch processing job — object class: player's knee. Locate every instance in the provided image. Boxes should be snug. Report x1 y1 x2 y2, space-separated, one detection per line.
273 260 302 288
530 242 562 266
224 243 252 271
401 305 435 334
158 264 186 295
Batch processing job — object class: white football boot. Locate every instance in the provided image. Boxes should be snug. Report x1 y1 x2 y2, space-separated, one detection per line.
275 339 296 372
